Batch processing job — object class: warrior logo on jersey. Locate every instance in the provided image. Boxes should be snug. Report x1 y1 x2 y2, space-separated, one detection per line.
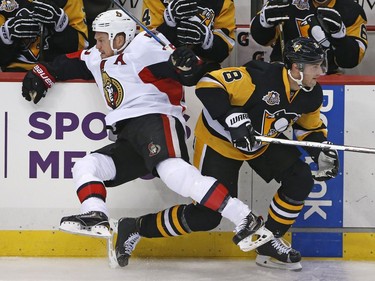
262 91 280 106
101 71 124 109
261 109 300 137
0 0 19 12
148 142 161 157
292 0 310 10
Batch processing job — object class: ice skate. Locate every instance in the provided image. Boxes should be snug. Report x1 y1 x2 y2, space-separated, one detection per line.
255 237 302 271
59 211 111 238
232 212 273 252
115 217 141 267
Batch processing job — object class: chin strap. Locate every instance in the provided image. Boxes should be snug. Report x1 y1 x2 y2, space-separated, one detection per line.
287 69 314 92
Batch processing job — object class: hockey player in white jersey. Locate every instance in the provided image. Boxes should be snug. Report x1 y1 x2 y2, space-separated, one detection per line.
21 9 273 257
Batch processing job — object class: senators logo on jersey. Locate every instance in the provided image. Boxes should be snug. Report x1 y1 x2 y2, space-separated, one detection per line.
101 71 124 109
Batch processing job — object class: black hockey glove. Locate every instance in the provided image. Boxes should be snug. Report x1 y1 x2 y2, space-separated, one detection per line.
169 46 198 71
316 7 346 39
164 0 198 27
0 15 39 45
33 0 68 32
311 141 339 181
222 108 256 151
22 64 55 104
260 0 291 28
177 20 213 50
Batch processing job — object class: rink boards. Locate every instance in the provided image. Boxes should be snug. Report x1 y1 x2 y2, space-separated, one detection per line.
0 74 375 259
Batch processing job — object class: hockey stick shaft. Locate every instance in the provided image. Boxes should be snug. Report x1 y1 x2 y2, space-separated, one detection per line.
256 136 375 154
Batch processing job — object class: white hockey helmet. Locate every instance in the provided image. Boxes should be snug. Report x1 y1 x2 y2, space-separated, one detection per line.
92 9 136 54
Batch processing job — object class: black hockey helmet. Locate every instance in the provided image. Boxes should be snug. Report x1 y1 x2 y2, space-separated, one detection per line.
283 37 326 70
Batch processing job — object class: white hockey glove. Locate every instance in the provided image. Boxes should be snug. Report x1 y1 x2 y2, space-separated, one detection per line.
164 0 198 27
222 108 256 151
0 16 39 45
316 7 346 39
306 16 330 48
260 0 291 28
311 141 339 181
33 0 68 32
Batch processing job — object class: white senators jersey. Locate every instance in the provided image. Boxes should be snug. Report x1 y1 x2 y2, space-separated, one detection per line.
79 31 185 127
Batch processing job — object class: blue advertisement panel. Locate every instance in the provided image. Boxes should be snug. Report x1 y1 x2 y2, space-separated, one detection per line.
293 85 344 257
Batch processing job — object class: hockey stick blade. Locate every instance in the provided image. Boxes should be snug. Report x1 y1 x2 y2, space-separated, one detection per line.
107 219 119 268
256 136 375 154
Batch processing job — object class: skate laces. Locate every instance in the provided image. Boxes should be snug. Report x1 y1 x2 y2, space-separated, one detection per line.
124 233 141 255
234 213 257 233
271 238 292 254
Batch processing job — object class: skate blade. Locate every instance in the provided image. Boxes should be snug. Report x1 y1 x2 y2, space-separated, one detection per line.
107 218 120 268
256 255 302 271
59 222 111 238
237 226 273 252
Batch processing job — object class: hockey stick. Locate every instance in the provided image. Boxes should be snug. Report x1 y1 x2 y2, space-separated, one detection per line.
256 136 375 154
111 0 173 51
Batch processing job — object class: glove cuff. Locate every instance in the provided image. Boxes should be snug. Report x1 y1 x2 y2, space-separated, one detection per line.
0 22 13 45
55 9 68 32
164 5 177 27
32 64 56 88
260 8 274 28
201 25 213 50
331 24 346 39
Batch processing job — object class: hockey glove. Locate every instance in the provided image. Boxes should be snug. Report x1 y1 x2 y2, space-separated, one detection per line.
169 46 198 71
177 20 213 50
164 0 198 27
22 64 55 104
316 7 346 39
222 108 256 151
260 0 291 28
0 16 39 45
33 0 68 32
311 141 339 181
306 16 330 48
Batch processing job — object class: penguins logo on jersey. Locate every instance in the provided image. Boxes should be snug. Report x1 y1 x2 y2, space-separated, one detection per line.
292 0 310 10
262 91 280 106
101 72 124 109
0 0 19 12
190 6 215 30
262 109 300 137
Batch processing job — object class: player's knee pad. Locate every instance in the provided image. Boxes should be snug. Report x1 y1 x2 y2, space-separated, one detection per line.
280 160 314 201
156 158 229 211
73 153 116 187
184 203 222 231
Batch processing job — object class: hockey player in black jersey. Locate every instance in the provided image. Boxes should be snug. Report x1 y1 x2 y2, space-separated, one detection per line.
115 37 340 271
250 0 367 74
142 0 235 70
21 9 273 264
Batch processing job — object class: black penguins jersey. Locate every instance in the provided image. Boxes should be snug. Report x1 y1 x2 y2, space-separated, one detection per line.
142 0 235 63
0 0 88 71
251 0 367 73
195 60 327 161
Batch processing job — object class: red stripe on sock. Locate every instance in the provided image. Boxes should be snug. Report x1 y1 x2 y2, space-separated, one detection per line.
77 182 107 203
203 183 229 211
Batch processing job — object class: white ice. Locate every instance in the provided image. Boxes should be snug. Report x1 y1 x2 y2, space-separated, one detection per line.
1 257 375 281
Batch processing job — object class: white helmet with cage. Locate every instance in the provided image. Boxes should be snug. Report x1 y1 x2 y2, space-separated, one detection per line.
92 9 136 54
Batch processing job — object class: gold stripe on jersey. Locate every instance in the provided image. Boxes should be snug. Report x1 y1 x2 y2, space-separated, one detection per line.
194 120 268 161
197 67 256 107
171 205 189 235
142 0 165 29
64 0 88 49
211 0 236 51
346 16 368 63
295 106 327 140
